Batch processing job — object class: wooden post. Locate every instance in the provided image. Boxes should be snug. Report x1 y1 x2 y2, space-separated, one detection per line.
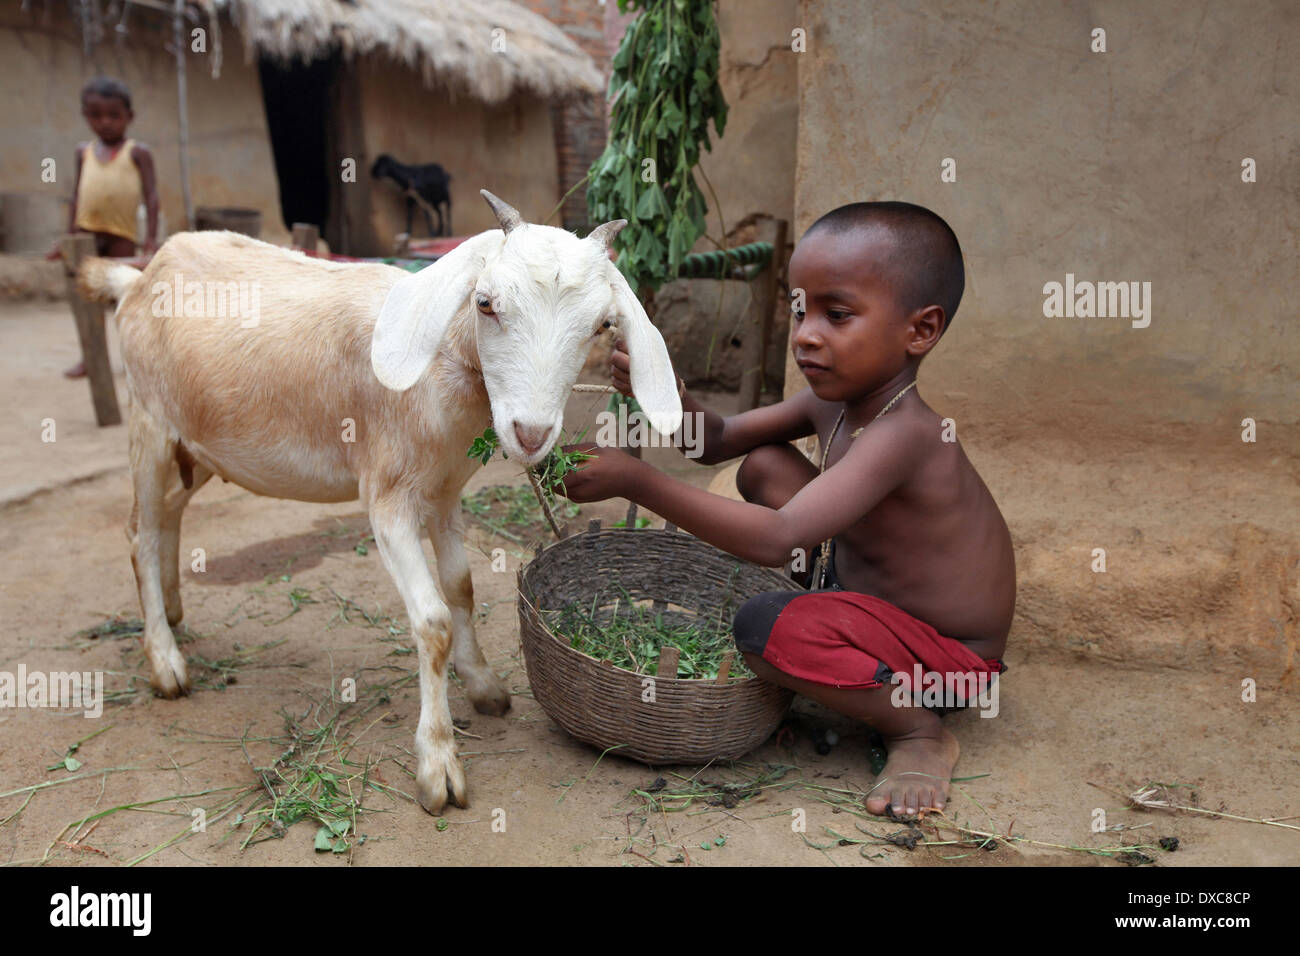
714 649 734 685
173 0 194 230
656 646 680 679
59 234 121 427
291 222 320 252
737 217 788 412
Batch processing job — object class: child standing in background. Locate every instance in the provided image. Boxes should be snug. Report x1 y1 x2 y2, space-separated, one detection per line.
60 76 160 378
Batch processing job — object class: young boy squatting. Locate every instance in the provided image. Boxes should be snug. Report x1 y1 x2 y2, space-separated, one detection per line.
558 202 1016 819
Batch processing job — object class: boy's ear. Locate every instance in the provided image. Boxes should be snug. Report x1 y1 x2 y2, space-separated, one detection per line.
907 305 947 354
604 261 682 436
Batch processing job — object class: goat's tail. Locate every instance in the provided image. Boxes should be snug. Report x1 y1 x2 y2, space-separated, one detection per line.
77 257 142 304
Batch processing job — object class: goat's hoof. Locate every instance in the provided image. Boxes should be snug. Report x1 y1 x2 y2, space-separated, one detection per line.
150 669 190 699
467 677 512 717
416 746 468 814
149 647 191 699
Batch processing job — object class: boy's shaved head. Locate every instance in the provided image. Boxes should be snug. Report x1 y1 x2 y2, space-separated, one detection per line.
81 76 132 112
804 201 964 332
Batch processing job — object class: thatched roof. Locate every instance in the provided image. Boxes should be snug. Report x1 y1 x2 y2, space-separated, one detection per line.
223 0 605 104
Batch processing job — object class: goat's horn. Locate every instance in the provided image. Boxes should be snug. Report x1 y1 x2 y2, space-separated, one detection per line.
480 189 523 234
587 219 627 249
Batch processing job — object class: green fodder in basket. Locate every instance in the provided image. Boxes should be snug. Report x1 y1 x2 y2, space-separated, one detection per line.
543 592 753 682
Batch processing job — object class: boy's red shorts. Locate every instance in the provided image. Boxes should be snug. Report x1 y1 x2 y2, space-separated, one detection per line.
732 587 1005 702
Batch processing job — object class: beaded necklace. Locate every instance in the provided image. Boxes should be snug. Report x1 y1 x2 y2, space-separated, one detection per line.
808 379 917 590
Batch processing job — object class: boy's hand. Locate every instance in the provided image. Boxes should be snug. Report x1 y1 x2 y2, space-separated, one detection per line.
555 443 640 503
610 337 686 401
609 338 634 398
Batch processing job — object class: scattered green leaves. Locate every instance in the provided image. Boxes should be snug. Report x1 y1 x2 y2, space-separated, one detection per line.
187 639 290 691
462 484 579 547
314 818 351 853
266 587 318 626
46 726 113 773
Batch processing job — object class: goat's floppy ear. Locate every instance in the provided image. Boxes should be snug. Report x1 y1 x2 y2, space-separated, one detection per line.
606 263 683 437
371 230 503 391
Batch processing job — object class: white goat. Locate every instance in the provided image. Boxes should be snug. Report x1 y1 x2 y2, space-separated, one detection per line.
78 190 682 814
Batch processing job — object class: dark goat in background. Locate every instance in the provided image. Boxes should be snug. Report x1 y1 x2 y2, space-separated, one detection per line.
371 154 453 237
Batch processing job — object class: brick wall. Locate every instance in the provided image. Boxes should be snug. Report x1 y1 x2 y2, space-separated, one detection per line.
519 0 618 231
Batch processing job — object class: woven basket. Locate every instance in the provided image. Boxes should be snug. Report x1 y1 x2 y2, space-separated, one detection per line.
517 511 796 765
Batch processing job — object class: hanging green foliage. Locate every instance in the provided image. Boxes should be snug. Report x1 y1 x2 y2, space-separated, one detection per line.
587 0 729 296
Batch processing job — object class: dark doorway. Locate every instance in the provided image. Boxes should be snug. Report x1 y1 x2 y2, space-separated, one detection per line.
258 53 338 236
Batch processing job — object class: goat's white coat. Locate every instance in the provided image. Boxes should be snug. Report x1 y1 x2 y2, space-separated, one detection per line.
79 198 680 814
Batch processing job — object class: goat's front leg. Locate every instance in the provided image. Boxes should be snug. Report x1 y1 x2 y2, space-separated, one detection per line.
369 496 467 813
427 496 511 717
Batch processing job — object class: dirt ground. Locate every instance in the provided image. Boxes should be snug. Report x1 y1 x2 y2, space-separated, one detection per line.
0 299 1296 867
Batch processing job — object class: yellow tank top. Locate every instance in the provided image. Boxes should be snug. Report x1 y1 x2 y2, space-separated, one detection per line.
75 139 142 242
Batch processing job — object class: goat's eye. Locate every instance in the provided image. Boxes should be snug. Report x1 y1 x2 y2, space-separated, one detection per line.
475 294 495 316
595 319 612 336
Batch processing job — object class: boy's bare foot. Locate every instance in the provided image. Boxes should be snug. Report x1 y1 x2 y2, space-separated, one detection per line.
63 360 87 379
865 725 960 819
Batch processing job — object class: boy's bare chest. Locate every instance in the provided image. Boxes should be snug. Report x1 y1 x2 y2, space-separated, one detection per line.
809 407 970 574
